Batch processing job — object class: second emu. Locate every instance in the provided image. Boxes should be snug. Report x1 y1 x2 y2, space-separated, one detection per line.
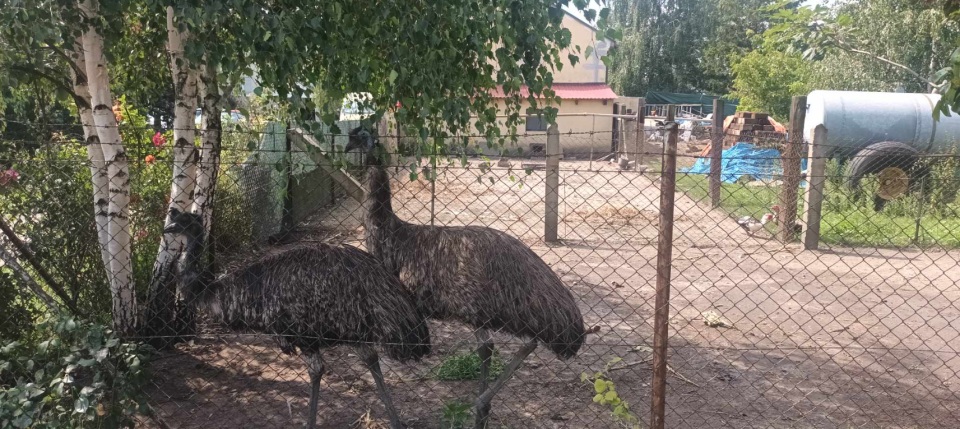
346 127 586 428
162 208 429 429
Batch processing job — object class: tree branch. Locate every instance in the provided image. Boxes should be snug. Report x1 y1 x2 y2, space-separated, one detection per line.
43 43 84 79
0 217 82 315
7 64 90 109
836 41 942 92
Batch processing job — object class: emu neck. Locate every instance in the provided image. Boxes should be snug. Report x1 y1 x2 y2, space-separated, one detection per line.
180 232 209 301
365 163 398 227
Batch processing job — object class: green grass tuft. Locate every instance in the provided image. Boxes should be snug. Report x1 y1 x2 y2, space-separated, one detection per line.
434 349 506 381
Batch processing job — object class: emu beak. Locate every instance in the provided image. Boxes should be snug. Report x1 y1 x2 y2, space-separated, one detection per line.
344 139 361 153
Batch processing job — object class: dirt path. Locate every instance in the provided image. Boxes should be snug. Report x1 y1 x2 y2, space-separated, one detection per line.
142 159 960 429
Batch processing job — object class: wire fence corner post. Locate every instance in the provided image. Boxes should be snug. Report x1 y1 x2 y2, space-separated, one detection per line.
710 98 726 207
544 123 561 243
803 124 828 250
650 105 678 429
779 95 807 242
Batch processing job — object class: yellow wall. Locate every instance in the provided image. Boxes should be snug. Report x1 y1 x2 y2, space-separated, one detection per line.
553 14 609 84
467 98 619 157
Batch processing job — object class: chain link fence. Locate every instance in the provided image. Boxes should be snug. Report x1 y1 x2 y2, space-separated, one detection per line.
2 118 960 428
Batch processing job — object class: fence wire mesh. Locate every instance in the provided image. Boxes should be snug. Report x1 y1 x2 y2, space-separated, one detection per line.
1 119 960 429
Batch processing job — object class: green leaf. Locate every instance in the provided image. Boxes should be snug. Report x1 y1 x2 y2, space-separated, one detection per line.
593 393 604 403
263 31 272 41
389 70 399 85
594 378 607 393
584 45 594 59
78 358 96 367
74 396 89 413
254 87 263 96
604 391 618 401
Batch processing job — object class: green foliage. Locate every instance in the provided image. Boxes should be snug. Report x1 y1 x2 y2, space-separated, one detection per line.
580 358 641 429
0 316 152 429
0 142 112 324
0 270 43 345
608 0 776 96
730 50 812 121
762 0 959 103
439 400 473 429
434 350 505 381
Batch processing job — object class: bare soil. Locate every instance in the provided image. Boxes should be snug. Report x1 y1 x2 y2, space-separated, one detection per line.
140 158 960 429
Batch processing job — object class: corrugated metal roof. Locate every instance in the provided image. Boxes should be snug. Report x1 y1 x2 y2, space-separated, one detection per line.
491 83 618 100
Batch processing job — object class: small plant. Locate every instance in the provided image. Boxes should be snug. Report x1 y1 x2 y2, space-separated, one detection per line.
581 358 642 429
434 350 505 381
0 316 152 429
439 400 473 429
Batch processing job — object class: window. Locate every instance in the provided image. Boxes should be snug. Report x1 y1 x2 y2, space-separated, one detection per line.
525 115 549 132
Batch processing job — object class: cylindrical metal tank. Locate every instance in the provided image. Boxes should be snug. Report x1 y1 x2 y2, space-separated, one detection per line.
803 90 960 156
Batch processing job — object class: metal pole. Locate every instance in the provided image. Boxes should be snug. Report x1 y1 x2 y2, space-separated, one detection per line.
545 124 561 242
650 105 677 429
430 139 437 227
589 115 596 171
710 99 726 207
635 98 646 171
914 176 926 245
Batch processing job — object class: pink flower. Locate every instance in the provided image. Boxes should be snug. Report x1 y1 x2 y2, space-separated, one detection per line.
152 132 167 147
0 169 18 187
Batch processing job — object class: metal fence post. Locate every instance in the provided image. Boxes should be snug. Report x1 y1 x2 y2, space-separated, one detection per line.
650 105 677 429
636 97 646 171
780 96 807 242
545 124 560 243
710 99 726 207
803 125 828 250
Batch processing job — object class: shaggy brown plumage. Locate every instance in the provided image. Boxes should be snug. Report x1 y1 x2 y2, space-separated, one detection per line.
164 208 428 429
346 127 585 427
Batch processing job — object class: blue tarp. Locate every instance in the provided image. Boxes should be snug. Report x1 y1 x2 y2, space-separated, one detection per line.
683 143 807 184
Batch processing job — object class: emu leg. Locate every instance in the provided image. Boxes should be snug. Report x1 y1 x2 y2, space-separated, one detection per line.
473 339 538 429
474 329 494 427
304 354 325 429
360 345 404 429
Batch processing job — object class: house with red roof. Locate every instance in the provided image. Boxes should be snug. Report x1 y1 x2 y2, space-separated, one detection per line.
481 10 619 156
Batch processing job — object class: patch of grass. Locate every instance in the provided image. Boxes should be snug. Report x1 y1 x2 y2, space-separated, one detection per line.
434 349 506 381
669 162 960 248
440 400 474 429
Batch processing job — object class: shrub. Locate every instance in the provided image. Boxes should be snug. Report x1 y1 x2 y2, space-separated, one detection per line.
0 316 152 429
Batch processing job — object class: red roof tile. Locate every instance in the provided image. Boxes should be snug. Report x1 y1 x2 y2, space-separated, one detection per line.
490 83 618 100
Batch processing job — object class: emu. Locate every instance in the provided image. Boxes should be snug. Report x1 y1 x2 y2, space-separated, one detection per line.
162 208 429 429
345 127 586 428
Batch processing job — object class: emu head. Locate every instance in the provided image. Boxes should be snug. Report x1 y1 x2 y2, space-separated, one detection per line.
344 126 382 164
162 208 204 240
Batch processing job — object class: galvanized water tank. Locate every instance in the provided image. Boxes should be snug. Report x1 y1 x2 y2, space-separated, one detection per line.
803 90 960 156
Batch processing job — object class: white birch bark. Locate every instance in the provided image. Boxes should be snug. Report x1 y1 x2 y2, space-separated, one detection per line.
152 6 200 281
193 61 222 243
79 0 136 336
67 41 112 283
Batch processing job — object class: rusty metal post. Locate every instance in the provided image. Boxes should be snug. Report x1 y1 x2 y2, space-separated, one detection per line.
650 105 677 429
710 99 726 207
779 96 807 242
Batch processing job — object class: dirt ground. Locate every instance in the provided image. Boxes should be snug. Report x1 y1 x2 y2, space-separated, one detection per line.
140 154 960 429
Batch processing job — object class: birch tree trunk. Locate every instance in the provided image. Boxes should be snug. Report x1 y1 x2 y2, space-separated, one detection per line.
143 6 201 344
194 61 222 244
79 0 136 336
67 41 112 284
